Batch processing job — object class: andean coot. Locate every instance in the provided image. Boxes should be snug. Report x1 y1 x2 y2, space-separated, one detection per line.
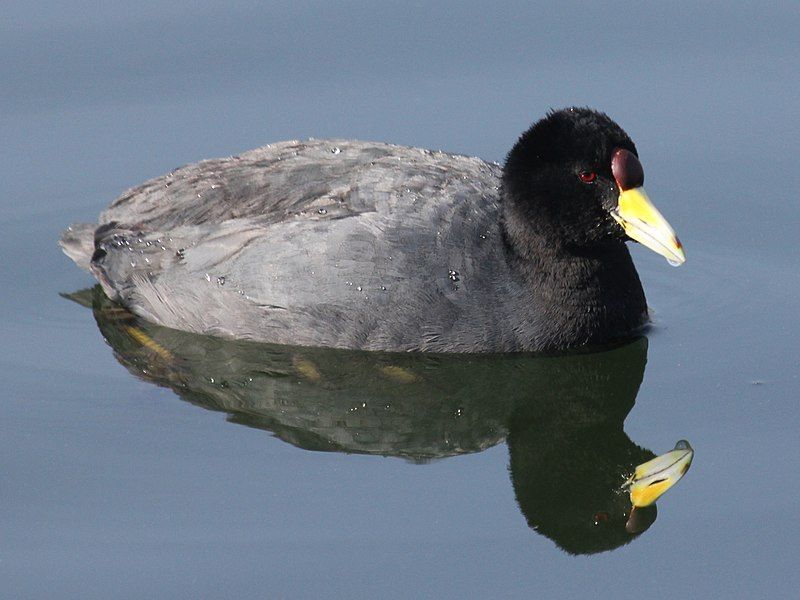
60 108 684 352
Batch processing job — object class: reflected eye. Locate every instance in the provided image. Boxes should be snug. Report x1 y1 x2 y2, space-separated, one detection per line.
579 171 597 184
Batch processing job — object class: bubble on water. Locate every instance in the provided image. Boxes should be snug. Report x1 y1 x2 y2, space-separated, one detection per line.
330 147 341 154
318 208 327 215
356 286 362 292
204 273 211 282
380 286 387 291
217 276 225 285
448 269 460 282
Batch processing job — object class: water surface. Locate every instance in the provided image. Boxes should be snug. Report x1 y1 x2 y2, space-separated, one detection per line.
2 2 799 598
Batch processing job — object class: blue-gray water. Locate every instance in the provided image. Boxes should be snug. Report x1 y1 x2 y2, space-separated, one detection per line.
2 1 799 598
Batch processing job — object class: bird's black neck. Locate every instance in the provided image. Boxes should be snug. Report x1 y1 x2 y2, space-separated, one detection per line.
501 201 648 350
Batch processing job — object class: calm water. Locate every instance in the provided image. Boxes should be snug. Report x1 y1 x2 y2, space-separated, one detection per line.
2 2 799 598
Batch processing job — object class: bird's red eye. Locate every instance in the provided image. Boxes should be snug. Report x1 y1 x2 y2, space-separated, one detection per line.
593 511 610 525
579 171 597 183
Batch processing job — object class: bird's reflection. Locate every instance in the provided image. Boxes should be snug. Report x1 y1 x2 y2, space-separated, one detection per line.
65 286 690 554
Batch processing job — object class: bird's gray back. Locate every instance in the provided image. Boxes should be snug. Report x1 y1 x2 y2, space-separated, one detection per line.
101 139 498 229
83 140 529 351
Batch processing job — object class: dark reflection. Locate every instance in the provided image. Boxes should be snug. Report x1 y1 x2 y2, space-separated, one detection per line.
507 368 657 554
65 286 683 554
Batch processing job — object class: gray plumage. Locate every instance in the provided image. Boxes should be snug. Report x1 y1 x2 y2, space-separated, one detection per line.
62 139 539 352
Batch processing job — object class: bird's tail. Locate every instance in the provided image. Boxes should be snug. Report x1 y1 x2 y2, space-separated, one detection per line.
59 223 96 272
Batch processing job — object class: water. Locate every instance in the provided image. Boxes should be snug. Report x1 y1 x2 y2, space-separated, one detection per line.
2 1 799 598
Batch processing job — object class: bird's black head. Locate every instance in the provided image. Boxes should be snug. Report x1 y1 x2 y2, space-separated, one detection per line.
502 107 639 253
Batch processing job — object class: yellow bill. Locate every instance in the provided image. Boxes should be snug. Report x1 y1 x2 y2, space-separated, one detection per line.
611 187 686 266
628 440 694 508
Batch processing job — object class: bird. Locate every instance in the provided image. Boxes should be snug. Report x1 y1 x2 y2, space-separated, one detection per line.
60 107 684 353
